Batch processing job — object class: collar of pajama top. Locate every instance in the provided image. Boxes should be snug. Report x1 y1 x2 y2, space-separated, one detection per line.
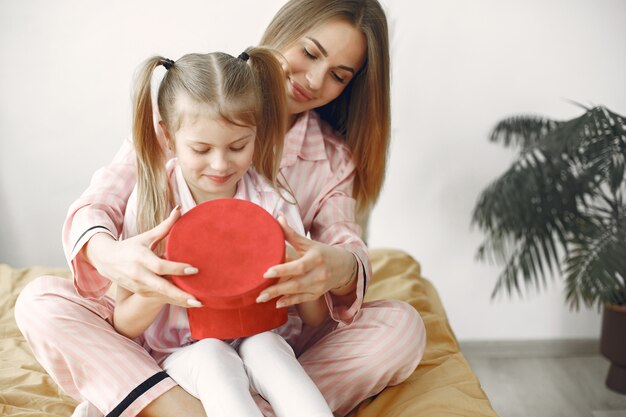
281 111 328 169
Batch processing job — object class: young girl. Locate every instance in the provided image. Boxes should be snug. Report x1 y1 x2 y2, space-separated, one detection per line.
114 48 333 416
16 1 426 416
112 49 332 417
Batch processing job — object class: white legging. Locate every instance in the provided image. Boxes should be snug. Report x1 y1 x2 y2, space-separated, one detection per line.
162 332 332 417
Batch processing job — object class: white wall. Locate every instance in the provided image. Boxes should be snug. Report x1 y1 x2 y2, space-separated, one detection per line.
1 0 624 341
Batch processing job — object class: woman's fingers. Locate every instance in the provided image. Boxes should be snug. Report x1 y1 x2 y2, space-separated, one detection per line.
145 205 182 250
110 207 201 307
260 219 329 305
143 250 198 278
285 243 299 262
263 256 310 279
257 271 324 303
275 293 318 309
276 214 310 252
132 267 202 308
257 279 299 301
135 205 199 275
85 210 201 307
138 257 201 307
265 235 319 279
257 214 354 308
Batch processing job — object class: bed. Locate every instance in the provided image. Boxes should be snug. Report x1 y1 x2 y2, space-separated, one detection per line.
0 248 498 416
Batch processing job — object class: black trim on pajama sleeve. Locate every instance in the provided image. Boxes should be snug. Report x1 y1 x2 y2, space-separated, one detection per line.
71 225 112 253
361 259 367 297
352 252 367 297
106 371 170 417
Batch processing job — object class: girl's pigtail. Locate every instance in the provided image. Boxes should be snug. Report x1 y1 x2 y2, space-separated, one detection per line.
244 47 287 189
132 57 173 239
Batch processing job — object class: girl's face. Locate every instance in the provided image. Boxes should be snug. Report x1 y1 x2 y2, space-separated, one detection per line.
280 19 367 117
168 102 255 203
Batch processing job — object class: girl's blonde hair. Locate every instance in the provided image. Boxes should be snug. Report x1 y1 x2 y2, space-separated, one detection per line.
261 0 390 215
132 48 287 235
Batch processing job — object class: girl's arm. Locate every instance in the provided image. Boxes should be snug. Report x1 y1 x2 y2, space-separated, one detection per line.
114 285 168 340
295 297 328 327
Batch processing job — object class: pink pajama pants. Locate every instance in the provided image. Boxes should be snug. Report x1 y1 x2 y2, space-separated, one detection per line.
15 275 426 417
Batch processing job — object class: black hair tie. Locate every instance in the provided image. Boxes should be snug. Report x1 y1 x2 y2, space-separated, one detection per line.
162 58 175 70
237 51 249 62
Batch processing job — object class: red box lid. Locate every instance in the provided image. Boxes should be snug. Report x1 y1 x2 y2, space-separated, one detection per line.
166 199 287 339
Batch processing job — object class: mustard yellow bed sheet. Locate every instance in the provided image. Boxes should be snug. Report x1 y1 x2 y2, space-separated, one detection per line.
0 249 497 416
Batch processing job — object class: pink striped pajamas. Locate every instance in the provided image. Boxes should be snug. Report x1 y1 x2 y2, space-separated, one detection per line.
15 110 426 416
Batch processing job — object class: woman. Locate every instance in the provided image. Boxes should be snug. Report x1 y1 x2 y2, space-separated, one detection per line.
15 1 426 416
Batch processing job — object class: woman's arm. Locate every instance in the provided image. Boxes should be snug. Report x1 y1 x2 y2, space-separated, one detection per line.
82 208 201 307
63 138 200 307
63 138 137 268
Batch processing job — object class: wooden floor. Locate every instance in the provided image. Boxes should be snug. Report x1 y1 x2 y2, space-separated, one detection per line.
460 340 626 417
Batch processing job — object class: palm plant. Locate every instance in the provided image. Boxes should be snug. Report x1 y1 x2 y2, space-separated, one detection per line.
472 105 626 310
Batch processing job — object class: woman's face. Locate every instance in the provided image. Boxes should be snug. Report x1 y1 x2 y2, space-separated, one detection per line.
280 19 367 116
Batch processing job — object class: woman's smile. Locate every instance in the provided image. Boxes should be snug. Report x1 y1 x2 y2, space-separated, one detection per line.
289 77 314 102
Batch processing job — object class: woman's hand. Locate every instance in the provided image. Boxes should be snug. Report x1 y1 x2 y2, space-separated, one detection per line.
256 215 358 308
83 206 202 308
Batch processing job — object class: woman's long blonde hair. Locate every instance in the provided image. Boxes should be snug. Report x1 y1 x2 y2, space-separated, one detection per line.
261 0 390 215
132 48 287 235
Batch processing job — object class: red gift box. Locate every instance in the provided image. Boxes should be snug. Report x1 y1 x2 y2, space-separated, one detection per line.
166 199 287 340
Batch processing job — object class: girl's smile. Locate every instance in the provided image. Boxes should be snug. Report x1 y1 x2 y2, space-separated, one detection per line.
205 173 235 185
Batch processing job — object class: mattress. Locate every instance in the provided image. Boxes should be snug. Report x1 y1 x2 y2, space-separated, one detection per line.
0 249 497 416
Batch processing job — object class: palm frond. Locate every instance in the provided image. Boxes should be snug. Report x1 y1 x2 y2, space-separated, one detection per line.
564 210 626 310
488 234 555 298
489 115 563 150
474 105 626 308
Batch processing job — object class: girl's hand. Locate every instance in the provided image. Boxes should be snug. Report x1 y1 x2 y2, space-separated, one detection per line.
84 207 202 308
256 215 357 308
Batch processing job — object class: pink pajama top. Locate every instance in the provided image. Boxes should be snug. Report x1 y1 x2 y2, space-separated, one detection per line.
63 110 370 325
